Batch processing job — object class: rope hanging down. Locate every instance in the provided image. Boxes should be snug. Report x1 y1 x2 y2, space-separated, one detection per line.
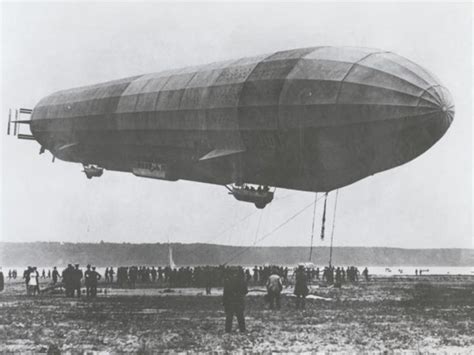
320 192 329 240
308 192 318 262
328 189 340 267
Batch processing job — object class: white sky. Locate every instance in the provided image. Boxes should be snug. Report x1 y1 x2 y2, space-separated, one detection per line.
1 2 472 249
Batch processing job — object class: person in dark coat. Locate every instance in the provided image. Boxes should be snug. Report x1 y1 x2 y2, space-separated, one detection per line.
62 264 74 297
362 267 369 281
24 267 31 294
52 267 60 284
223 267 248 333
294 265 309 309
84 265 92 297
90 267 101 297
109 267 115 283
204 266 213 295
129 266 138 289
73 264 83 297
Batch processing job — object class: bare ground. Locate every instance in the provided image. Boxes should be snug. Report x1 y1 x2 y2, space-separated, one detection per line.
0 276 473 353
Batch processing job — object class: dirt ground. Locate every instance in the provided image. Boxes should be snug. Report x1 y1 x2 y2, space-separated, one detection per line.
1 276 473 353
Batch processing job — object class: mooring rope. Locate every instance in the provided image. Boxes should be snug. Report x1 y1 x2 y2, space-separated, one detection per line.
308 192 318 262
320 192 329 240
328 189 340 267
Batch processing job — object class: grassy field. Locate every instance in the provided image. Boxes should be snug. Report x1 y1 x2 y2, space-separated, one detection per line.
0 276 473 353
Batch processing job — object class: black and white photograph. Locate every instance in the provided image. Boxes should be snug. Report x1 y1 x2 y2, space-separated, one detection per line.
1 1 472 353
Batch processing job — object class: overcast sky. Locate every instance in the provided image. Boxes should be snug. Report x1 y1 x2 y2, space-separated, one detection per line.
1 2 472 249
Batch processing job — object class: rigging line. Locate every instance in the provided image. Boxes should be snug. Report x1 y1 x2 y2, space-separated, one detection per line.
254 209 264 244
179 208 260 260
328 189 340 267
320 192 329 240
223 194 326 266
308 192 318 262
180 187 282 261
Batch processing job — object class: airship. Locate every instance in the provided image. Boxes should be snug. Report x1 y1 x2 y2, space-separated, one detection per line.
9 46 454 208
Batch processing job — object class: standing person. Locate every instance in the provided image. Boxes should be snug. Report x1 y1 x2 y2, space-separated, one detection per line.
294 265 309 309
28 267 39 296
33 267 41 295
158 267 163 284
84 265 92 297
252 266 259 284
105 267 109 283
90 267 101 297
42 269 46 279
73 264 83 297
362 267 369 282
62 264 73 297
223 267 248 333
266 270 283 310
109 267 115 283
335 267 342 288
52 267 60 284
245 269 252 284
24 267 31 294
204 266 213 295
129 266 137 289
47 270 51 279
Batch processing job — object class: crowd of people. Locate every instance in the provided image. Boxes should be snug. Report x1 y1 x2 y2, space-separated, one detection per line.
9 265 368 286
108 265 292 290
13 264 368 295
17 264 101 297
9 263 369 311
7 269 18 279
98 265 368 289
61 264 102 297
1 263 372 333
7 268 56 280
320 266 368 285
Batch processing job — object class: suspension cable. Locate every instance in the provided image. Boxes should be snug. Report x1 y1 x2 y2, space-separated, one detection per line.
328 189 340 267
320 192 329 240
179 208 260 261
308 192 318 262
254 209 264 244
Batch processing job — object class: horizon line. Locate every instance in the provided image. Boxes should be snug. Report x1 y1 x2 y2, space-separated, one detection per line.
0 241 472 250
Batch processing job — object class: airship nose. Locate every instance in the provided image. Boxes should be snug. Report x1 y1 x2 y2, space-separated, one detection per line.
429 84 455 131
329 49 455 142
